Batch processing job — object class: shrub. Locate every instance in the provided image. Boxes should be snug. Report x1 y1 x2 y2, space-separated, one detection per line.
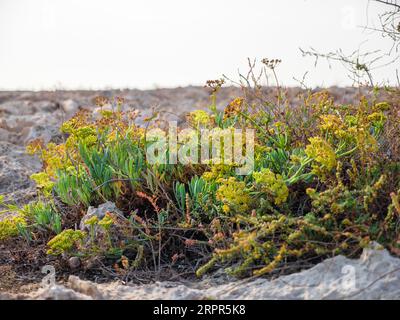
2 84 399 279
47 229 86 255
0 214 26 241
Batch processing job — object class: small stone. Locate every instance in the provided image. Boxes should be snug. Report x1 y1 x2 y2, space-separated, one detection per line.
68 257 81 270
79 201 123 231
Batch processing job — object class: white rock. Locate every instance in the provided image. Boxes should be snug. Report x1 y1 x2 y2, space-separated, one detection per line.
61 99 79 115
0 128 10 141
23 124 60 144
0 142 41 201
31 285 92 300
79 201 123 231
0 101 33 115
5 244 400 300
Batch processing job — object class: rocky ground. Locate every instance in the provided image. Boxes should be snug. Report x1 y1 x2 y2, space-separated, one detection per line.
1 86 398 300
2 244 400 300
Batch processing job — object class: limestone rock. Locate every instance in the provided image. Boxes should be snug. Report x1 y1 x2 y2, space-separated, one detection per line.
0 142 41 203
23 124 61 144
79 201 123 231
61 99 79 115
4 245 400 300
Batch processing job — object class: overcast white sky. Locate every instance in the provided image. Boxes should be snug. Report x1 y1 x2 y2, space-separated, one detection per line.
0 0 397 90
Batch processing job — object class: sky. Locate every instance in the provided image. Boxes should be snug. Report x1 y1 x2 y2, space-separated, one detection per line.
0 0 397 90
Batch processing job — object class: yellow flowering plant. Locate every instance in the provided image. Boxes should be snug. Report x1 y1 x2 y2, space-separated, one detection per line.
1 76 399 281
47 229 86 255
216 177 251 214
253 168 289 205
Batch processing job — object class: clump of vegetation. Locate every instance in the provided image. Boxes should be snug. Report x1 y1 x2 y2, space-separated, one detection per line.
1 71 400 280
47 229 85 255
0 214 26 241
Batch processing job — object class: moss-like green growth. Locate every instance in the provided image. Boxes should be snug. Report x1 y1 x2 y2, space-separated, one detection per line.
47 229 86 255
0 215 26 241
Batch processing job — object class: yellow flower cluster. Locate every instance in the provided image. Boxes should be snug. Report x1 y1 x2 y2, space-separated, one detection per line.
70 125 98 146
202 164 233 181
316 99 386 164
188 110 211 127
305 137 337 170
47 229 86 255
26 139 44 155
30 172 54 196
60 110 90 134
98 214 114 230
44 143 69 176
85 216 99 227
224 97 244 119
253 168 289 205
26 141 69 177
99 109 114 119
0 214 26 241
216 177 251 214
367 111 386 123
319 114 343 132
